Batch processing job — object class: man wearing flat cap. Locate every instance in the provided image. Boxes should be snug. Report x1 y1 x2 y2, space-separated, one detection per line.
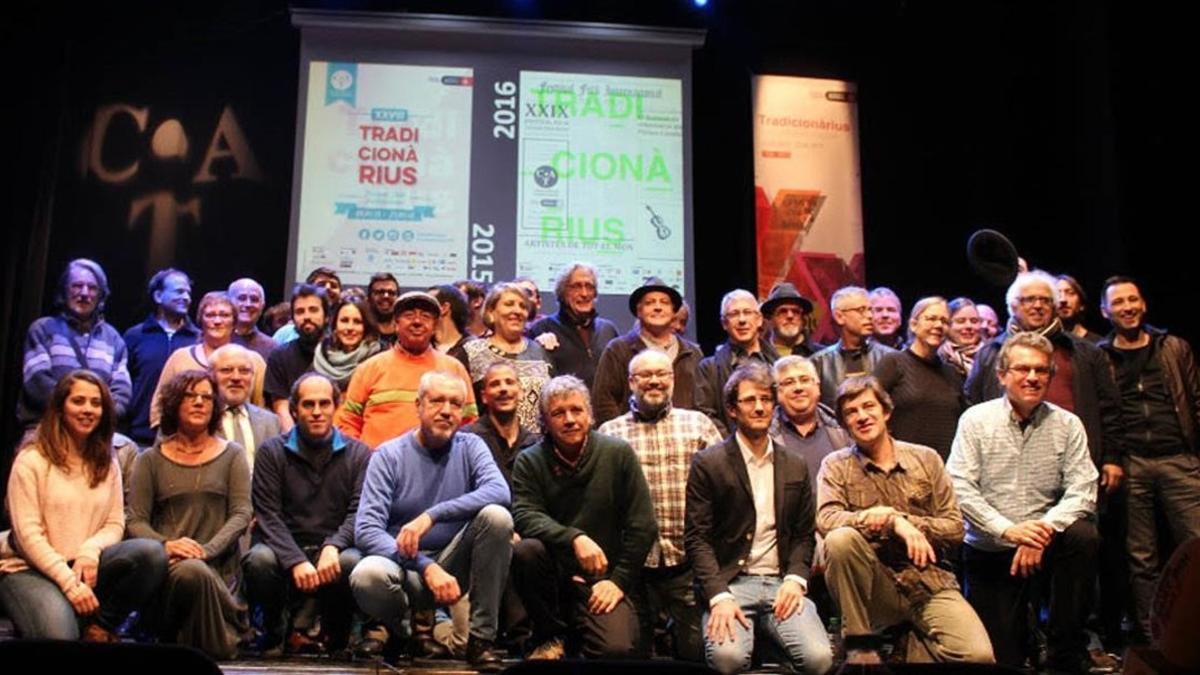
762 282 822 358
592 277 704 426
335 290 477 448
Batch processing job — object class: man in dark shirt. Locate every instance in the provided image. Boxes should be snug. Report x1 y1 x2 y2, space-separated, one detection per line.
467 362 540 485
769 355 850 490
695 289 781 435
810 286 896 408
242 372 370 654
511 375 656 660
1099 275 1200 641
526 262 619 387
124 268 199 445
762 282 822 357
265 283 328 432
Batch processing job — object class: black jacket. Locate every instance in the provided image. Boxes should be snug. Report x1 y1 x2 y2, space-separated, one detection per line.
1099 325 1200 454
527 309 619 388
684 436 816 602
591 328 704 425
965 328 1123 466
694 341 780 435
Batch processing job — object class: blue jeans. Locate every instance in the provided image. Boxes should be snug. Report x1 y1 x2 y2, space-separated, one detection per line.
350 504 512 641
703 575 833 675
0 538 167 639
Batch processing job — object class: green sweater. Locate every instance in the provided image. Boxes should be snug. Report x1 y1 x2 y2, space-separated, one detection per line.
512 431 657 592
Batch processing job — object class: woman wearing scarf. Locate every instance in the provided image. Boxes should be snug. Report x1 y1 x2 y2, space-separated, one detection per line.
938 297 983 377
313 298 381 390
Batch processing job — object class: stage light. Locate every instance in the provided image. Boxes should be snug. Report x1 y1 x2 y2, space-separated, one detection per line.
694 0 708 7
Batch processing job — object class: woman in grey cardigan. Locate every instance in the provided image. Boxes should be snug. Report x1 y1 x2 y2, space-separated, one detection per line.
127 369 251 659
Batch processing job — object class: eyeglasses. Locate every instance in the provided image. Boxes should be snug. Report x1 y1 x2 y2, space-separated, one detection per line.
839 305 872 315
215 366 254 376
632 370 673 382
567 281 596 293
736 395 775 407
1017 295 1054 307
1006 365 1052 378
184 392 215 403
778 375 817 388
202 311 233 320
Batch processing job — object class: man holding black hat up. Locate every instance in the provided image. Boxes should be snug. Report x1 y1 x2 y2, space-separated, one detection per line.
592 277 704 425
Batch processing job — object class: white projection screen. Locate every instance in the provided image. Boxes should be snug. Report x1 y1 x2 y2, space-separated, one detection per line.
289 11 704 334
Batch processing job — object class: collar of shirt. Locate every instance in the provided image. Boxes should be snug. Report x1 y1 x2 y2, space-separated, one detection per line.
735 430 774 468
1002 394 1048 430
285 427 348 454
552 433 591 470
837 339 874 358
850 442 910 475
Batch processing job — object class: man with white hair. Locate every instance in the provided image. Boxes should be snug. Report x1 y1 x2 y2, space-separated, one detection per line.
351 370 511 669
598 350 723 660
229 277 277 360
211 343 279 469
810 286 896 408
868 287 905 350
695 289 781 435
527 262 619 387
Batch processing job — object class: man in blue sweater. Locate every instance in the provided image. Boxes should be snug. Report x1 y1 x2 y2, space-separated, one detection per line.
351 370 512 670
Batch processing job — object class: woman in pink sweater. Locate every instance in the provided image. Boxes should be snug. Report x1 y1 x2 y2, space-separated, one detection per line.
0 371 167 640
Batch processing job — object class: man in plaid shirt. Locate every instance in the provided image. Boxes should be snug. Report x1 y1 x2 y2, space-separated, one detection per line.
598 349 723 660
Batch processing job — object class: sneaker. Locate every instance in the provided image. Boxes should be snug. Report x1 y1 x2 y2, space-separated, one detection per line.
527 637 565 660
1086 648 1120 674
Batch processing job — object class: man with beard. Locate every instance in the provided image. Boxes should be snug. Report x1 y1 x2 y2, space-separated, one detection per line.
511 375 656 660
243 372 370 654
769 356 849 490
265 283 329 432
685 364 833 675
336 291 476 448
467 362 541 485
598 350 722 660
1098 276 1200 642
819 376 993 666
695 289 781 435
272 268 344 345
527 262 619 388
230 277 277 360
1057 274 1102 343
351 370 511 668
762 282 822 358
949 333 1100 672
368 272 401 348
592 277 703 425
18 258 131 434
124 267 199 446
869 288 905 350
211 344 279 469
810 286 896 408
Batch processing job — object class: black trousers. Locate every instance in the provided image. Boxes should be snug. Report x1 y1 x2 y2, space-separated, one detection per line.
511 537 638 659
962 519 1099 669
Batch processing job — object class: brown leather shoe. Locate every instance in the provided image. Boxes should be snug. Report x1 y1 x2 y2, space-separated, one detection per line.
82 623 121 644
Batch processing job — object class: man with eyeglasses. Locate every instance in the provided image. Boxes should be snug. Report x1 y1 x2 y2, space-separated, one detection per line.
592 276 703 425
695 289 782 435
948 332 1100 673
230 277 278 360
335 291 476 449
352 370 511 669
818 375 993 666
762 282 823 358
810 286 896 408
769 356 849 491
367 272 402 349
598 350 723 660
527 262 619 388
211 344 279 469
685 364 833 674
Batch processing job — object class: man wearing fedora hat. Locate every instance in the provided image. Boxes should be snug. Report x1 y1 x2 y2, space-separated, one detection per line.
592 277 704 425
335 291 477 448
761 282 823 358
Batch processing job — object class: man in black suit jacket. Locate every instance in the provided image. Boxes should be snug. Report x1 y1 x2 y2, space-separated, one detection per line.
684 364 833 675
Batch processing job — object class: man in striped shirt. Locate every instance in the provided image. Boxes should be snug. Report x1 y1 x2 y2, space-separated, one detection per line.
948 332 1100 673
598 349 723 660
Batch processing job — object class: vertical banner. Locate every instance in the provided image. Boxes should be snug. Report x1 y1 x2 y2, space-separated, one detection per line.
752 75 863 342
296 62 475 287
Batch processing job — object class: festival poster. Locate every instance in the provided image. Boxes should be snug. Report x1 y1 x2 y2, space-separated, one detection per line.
514 71 685 296
295 62 474 287
752 75 864 341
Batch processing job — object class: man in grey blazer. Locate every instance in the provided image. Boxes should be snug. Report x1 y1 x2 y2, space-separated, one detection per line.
213 343 280 468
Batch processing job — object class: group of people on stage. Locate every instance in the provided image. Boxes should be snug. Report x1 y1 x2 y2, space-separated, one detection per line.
2 256 1197 675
